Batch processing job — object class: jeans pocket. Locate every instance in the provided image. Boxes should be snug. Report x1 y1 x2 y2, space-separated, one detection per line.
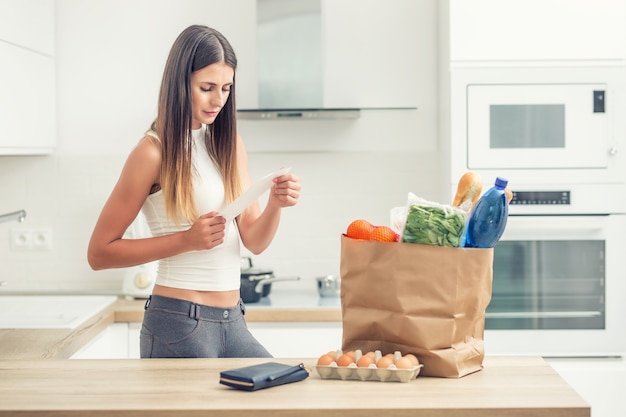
142 310 203 357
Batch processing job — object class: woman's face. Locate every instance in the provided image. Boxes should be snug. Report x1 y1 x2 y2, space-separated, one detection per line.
190 62 234 129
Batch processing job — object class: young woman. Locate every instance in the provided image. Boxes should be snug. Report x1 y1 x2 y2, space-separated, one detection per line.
87 25 301 358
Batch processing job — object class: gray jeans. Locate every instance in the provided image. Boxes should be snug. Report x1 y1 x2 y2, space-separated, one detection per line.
139 294 272 358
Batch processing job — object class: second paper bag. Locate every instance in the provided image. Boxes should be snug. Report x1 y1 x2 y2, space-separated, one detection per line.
339 234 494 378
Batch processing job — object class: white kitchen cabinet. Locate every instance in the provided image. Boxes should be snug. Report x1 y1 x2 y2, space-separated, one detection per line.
546 357 626 417
70 323 131 359
72 321 341 359
0 0 56 155
0 41 56 155
247 322 343 358
128 322 141 359
0 0 55 56
321 0 419 109
446 0 626 64
71 322 141 359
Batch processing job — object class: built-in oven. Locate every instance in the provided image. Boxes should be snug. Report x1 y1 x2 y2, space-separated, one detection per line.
448 65 626 356
485 213 626 357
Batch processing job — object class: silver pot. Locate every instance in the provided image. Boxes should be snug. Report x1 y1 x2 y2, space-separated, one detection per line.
240 257 300 303
316 275 341 297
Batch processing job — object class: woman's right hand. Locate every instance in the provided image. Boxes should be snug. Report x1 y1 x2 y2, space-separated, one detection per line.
185 211 226 250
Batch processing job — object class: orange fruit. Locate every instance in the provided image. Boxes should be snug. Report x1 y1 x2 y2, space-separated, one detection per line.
346 219 375 240
317 354 335 366
336 354 355 367
370 226 398 242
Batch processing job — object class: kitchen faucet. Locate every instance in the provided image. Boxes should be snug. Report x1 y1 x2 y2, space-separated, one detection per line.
0 209 26 287
0 210 26 224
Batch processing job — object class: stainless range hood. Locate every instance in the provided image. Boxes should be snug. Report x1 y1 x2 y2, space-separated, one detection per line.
237 0 360 120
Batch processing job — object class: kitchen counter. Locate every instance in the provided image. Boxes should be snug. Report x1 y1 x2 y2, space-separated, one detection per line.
116 289 342 322
0 292 341 360
0 356 589 417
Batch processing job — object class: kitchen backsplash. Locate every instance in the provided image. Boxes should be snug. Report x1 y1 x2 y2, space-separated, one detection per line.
0 149 443 294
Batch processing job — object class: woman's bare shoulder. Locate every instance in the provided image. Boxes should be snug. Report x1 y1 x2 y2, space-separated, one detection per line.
130 134 162 165
116 134 162 191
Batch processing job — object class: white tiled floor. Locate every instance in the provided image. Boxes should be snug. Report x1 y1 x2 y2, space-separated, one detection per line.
546 357 626 417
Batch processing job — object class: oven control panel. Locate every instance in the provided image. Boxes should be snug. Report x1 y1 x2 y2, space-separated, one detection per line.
510 191 570 205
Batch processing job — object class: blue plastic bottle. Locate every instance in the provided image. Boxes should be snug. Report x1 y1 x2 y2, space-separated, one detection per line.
464 177 509 248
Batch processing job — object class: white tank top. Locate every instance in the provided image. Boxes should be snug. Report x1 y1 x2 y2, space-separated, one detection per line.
141 125 241 291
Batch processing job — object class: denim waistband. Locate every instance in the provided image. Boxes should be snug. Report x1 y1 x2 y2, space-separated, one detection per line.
144 294 245 320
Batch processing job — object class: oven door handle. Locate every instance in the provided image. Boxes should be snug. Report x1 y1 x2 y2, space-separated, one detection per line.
486 311 602 319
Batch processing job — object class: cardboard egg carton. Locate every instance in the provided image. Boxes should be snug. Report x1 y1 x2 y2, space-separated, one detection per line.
315 349 423 383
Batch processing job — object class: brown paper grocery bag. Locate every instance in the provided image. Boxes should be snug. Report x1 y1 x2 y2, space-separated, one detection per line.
339 234 493 378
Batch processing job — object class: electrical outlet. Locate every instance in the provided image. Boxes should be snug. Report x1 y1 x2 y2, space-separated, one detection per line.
10 228 53 251
11 229 32 250
32 228 53 250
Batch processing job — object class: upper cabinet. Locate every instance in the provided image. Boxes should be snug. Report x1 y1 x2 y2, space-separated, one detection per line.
446 0 626 64
0 0 56 155
322 0 419 109
237 0 420 111
0 0 55 56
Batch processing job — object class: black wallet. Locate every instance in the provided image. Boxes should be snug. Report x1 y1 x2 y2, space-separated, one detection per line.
219 362 309 391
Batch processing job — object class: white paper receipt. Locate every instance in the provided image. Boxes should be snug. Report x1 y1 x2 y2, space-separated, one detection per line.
220 167 291 221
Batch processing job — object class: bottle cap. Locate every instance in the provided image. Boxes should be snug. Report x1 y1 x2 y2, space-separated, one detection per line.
495 177 508 188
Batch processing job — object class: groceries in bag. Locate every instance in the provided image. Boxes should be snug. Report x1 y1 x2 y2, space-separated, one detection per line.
463 177 509 248
400 194 468 247
339 234 494 377
345 219 399 242
452 171 483 208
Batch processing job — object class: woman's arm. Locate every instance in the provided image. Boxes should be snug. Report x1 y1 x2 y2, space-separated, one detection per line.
87 137 226 270
235 135 301 255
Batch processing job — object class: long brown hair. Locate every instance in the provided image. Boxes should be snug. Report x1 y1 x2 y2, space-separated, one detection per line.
152 25 241 224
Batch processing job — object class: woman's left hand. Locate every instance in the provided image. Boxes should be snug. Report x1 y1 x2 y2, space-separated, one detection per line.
270 173 301 208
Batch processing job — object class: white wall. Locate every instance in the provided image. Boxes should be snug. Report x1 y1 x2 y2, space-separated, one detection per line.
0 0 442 293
